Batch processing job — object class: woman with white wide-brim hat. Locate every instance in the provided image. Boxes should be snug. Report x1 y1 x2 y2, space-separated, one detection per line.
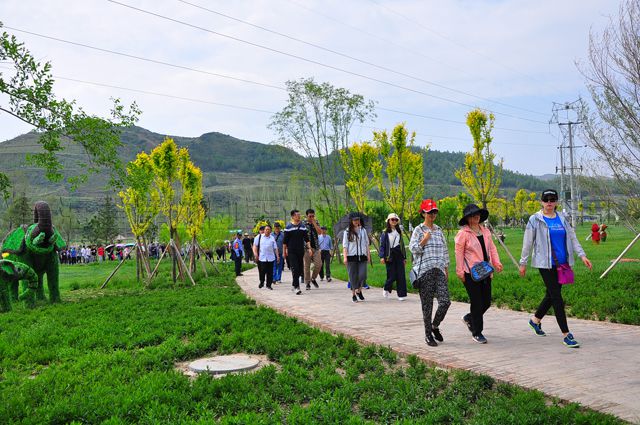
379 212 407 300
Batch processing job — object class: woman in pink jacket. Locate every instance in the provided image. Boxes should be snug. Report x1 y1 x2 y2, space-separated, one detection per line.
455 204 503 344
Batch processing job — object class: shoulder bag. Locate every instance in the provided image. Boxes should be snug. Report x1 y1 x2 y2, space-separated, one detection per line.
552 250 574 285
409 226 426 288
464 258 494 282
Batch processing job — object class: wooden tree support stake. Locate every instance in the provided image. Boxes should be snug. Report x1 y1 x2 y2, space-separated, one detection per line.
196 242 220 273
600 232 640 279
487 223 519 269
171 239 196 286
148 244 169 284
100 254 127 289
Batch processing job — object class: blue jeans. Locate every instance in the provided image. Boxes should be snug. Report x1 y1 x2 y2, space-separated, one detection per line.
273 256 284 282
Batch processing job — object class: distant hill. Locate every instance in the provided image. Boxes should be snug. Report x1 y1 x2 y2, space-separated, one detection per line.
0 126 550 215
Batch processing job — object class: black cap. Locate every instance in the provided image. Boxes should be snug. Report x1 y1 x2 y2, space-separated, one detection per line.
541 189 558 200
458 204 489 226
349 212 361 220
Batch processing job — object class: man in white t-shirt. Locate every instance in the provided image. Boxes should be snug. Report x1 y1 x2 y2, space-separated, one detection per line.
253 225 280 289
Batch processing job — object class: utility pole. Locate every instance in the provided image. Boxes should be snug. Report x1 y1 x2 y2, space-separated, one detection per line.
551 100 585 227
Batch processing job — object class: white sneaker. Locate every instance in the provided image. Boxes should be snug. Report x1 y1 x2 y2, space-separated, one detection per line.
383 290 390 298
397 297 406 301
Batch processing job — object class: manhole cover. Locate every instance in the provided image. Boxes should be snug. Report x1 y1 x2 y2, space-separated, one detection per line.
188 354 260 375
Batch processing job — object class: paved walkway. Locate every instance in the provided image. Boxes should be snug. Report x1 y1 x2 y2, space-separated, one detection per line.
236 267 640 423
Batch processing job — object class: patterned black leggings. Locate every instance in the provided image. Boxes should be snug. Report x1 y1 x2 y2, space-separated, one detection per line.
417 268 451 337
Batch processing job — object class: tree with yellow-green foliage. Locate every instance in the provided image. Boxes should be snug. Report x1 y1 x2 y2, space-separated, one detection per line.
149 137 200 283
526 192 539 216
118 152 159 280
514 189 528 227
436 196 460 238
487 197 510 226
373 123 424 225
455 109 503 209
340 141 379 213
181 161 205 273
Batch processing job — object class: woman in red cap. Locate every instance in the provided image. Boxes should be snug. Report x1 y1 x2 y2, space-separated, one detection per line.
455 203 503 344
409 199 451 347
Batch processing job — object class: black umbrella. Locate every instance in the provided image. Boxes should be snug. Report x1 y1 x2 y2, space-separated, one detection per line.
332 212 373 244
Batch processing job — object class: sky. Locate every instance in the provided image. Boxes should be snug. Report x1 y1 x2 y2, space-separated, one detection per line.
0 0 621 176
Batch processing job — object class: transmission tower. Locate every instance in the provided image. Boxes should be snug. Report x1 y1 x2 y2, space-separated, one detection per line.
550 100 585 227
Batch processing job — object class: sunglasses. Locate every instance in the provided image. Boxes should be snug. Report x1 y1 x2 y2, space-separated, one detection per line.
427 211 438 215
389 218 399 221
542 198 558 203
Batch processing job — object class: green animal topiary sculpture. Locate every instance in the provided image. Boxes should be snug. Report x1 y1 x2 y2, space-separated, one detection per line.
0 259 38 311
0 201 66 312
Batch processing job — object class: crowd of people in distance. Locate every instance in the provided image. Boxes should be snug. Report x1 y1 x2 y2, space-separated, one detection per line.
233 189 594 350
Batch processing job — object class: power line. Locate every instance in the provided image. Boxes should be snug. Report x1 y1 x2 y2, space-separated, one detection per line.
284 0 466 75
104 0 549 125
3 26 285 92
0 57 548 137
357 125 555 147
368 0 548 88
377 107 549 135
49 74 277 114
176 0 547 117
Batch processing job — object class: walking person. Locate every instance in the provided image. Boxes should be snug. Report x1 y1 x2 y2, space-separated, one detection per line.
342 212 370 303
242 233 253 263
318 226 333 282
379 213 407 301
519 189 593 348
303 209 323 290
254 225 279 290
231 232 244 277
409 200 451 347
272 222 285 284
283 210 311 295
455 204 503 344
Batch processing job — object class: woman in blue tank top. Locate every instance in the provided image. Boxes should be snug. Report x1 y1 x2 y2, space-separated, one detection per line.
519 189 593 348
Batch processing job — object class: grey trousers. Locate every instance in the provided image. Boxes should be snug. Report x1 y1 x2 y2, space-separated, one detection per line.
346 261 367 290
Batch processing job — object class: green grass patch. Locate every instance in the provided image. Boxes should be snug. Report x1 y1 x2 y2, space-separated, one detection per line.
332 224 640 325
0 259 624 423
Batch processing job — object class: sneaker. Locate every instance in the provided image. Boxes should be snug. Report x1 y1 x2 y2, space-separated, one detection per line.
397 297 406 301
563 333 580 348
432 328 443 342
295 289 302 295
357 292 365 301
529 319 546 336
426 334 438 347
266 286 273 290
352 295 358 303
472 334 487 344
306 283 311 290
327 277 332 282
320 277 324 281
258 283 264 288
383 290 390 298
363 283 370 289
311 279 319 288
462 316 473 334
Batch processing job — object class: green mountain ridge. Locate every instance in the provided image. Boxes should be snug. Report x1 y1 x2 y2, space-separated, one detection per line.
0 126 550 201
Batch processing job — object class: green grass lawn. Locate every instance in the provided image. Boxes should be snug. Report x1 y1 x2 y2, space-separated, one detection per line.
331 224 640 325
0 259 623 424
